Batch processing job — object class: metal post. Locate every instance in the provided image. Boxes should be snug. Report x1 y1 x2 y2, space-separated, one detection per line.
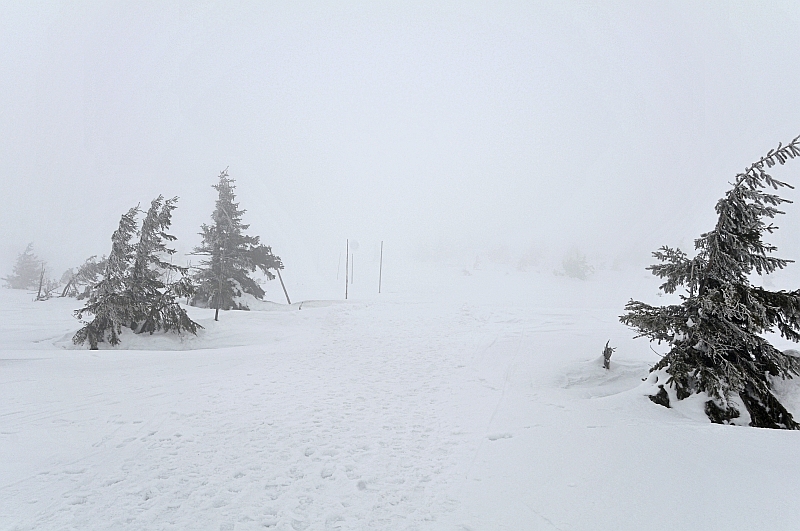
379 241 383 294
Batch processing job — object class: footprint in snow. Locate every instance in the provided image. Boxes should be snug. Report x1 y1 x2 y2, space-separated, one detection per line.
291 519 310 531
487 433 513 441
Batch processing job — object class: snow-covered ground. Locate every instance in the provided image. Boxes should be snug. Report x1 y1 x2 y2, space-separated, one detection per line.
2 263 800 530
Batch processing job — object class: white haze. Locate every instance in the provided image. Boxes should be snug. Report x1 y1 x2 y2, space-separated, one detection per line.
3 2 800 289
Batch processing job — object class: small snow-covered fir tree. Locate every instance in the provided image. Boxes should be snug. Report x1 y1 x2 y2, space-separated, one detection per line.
621 136 800 429
3 243 43 290
74 197 200 349
192 169 283 320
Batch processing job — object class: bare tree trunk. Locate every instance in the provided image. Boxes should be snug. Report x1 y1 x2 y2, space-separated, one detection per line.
602 341 615 370
36 265 45 300
216 247 225 321
61 276 74 298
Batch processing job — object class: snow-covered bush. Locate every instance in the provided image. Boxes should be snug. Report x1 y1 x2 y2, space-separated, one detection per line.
559 250 593 280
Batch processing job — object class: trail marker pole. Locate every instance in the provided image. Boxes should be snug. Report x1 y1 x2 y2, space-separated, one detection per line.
379 241 383 294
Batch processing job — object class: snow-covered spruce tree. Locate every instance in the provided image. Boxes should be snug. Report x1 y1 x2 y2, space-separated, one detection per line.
74 198 200 349
192 169 283 321
73 207 138 349
621 136 800 429
127 196 199 335
3 243 43 289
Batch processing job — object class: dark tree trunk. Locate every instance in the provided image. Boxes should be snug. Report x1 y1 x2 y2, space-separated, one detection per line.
276 268 291 304
740 385 799 429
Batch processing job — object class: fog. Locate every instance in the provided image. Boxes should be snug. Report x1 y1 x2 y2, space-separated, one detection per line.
3 2 800 287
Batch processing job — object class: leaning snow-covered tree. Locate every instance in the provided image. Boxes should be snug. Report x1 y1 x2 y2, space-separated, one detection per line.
192 169 283 321
3 243 43 290
73 207 138 348
621 136 800 429
74 197 200 349
127 196 199 335
61 255 107 298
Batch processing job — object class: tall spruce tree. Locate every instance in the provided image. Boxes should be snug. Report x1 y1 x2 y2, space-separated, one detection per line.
74 197 200 349
3 243 43 290
128 196 198 335
621 136 800 429
192 169 283 321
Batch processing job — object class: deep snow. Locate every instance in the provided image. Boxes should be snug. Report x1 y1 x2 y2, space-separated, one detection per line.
2 264 800 530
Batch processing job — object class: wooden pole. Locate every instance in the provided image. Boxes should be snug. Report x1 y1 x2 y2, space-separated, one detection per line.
345 239 349 300
276 268 291 304
36 264 44 300
379 241 383 294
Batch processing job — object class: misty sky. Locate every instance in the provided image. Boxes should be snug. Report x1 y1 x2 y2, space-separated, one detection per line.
3 2 800 280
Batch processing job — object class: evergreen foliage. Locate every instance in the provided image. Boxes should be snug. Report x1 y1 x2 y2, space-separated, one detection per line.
73 207 138 349
621 136 800 429
191 170 283 320
74 197 200 349
4 243 43 290
129 196 199 335
61 256 107 298
560 250 593 280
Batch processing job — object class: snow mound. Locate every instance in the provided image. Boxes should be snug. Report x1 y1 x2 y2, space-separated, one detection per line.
238 295 345 312
562 355 651 398
770 357 800 418
636 370 753 427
